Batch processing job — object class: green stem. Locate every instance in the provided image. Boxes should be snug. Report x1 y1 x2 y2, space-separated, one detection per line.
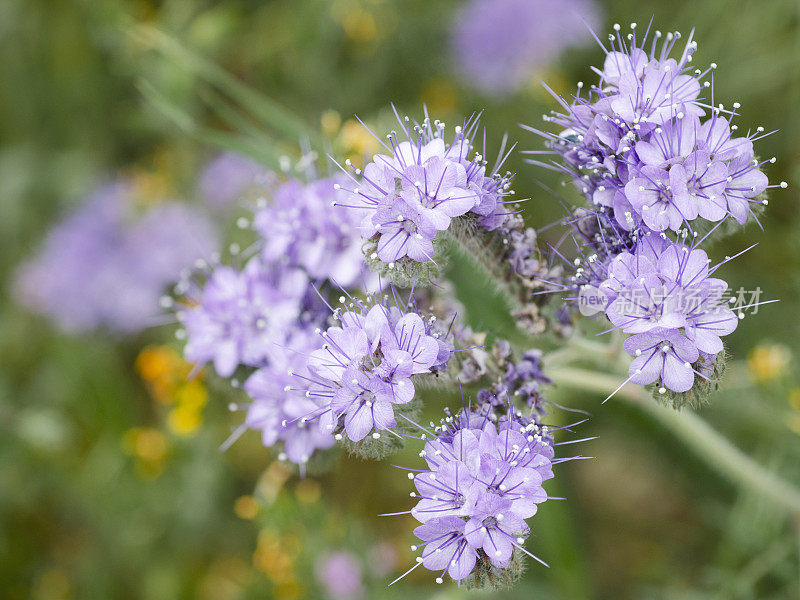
547 365 800 517
444 221 523 313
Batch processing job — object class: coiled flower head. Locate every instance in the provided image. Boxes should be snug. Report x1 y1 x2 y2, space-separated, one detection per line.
393 405 555 586
334 109 516 282
531 22 784 404
255 175 370 287
529 22 784 237
290 288 454 457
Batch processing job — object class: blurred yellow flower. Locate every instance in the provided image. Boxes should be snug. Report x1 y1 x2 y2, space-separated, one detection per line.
122 427 169 480
234 495 259 520
343 9 377 44
253 529 296 583
136 345 208 437
338 119 380 166
136 345 177 384
256 461 293 504
122 427 168 462
176 379 208 411
136 345 198 405
198 557 249 600
747 344 791 382
168 404 203 436
320 110 342 136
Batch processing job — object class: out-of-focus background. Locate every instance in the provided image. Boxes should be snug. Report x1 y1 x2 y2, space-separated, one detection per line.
1 1 799 599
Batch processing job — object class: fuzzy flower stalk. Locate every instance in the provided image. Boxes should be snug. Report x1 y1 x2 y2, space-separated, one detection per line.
528 21 784 406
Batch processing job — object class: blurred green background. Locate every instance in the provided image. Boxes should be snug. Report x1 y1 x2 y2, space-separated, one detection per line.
1 0 799 599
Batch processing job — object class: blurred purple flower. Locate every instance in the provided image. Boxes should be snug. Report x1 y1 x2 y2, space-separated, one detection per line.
243 328 335 465
199 152 267 210
179 257 308 377
315 552 364 600
255 176 369 286
16 181 217 333
451 0 602 96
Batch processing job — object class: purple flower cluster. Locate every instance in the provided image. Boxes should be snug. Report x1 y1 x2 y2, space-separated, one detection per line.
16 180 217 333
180 161 390 464
477 344 552 411
336 111 514 267
398 408 553 583
600 235 737 392
297 293 454 443
255 176 369 287
531 24 784 399
451 0 602 96
243 328 335 465
178 257 309 377
534 23 782 234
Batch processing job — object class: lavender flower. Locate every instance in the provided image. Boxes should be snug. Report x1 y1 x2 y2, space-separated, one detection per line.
451 0 602 96
292 290 453 449
393 406 554 584
531 23 785 402
243 329 335 465
16 180 217 333
413 517 477 582
334 111 515 275
530 23 783 236
623 328 699 393
199 152 267 210
315 552 364 600
178 257 308 377
255 175 369 287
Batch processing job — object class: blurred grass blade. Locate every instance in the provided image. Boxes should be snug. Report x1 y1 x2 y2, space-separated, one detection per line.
198 85 284 153
129 24 323 147
137 79 284 169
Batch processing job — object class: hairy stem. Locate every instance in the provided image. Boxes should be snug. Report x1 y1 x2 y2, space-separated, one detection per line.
547 365 800 517
444 219 523 313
